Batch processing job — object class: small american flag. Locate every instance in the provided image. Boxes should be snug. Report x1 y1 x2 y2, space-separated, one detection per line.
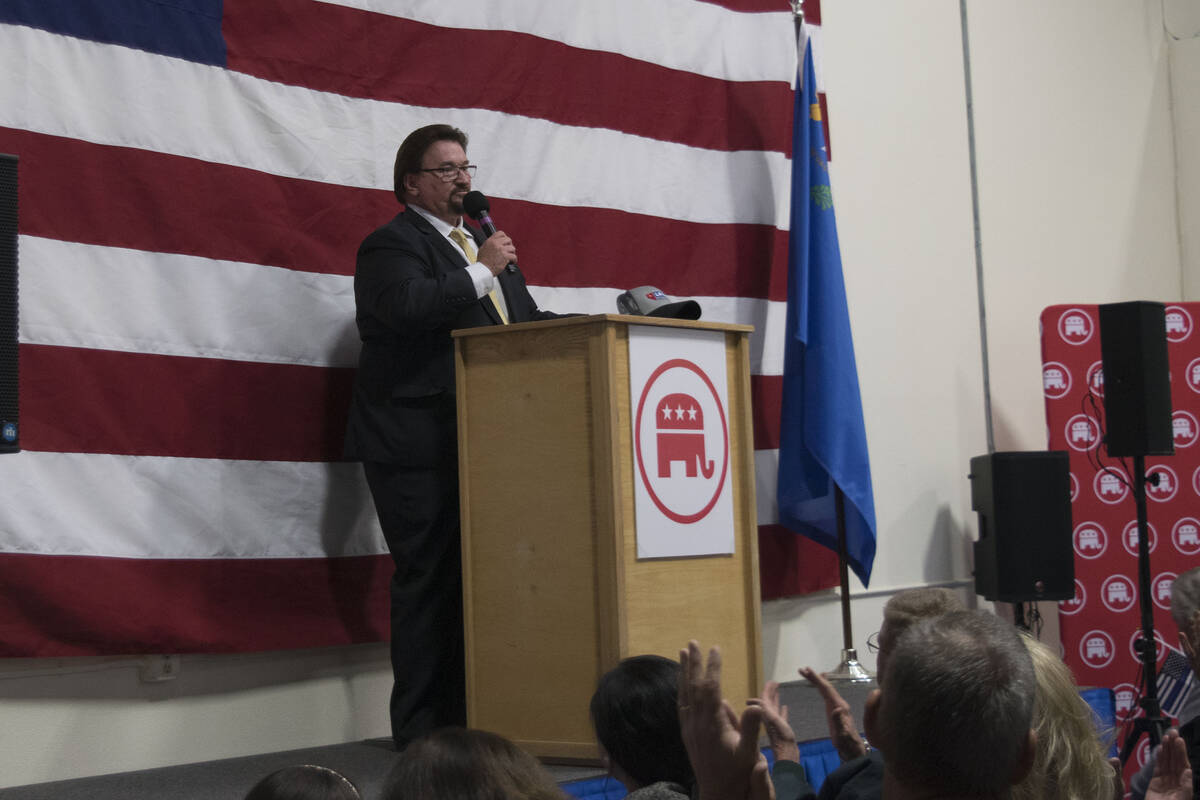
1158 647 1196 720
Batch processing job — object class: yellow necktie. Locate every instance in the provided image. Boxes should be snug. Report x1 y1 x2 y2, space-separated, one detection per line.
449 228 508 324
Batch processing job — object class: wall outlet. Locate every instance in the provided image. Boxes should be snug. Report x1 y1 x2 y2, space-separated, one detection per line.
138 654 180 683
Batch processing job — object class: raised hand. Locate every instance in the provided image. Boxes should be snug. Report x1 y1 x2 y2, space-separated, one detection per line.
799 666 867 761
1145 729 1194 800
679 640 775 800
747 680 800 764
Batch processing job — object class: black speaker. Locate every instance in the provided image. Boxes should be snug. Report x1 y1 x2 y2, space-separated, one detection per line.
970 451 1074 602
1099 301 1172 458
0 153 17 454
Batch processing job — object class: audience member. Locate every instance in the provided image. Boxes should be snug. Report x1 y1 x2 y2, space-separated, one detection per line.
755 587 964 800
862 610 1037 800
1145 728 1195 800
243 764 360 800
1133 567 1200 800
379 727 565 800
590 655 694 798
1011 631 1117 800
678 640 777 800
750 679 809 800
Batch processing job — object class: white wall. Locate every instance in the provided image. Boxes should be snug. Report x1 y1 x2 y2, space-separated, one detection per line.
765 0 987 680
764 0 1188 679
1170 4 1200 296
1 0 1196 788
0 646 392 786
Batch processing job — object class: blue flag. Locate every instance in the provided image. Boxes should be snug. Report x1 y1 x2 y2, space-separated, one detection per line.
776 37 877 586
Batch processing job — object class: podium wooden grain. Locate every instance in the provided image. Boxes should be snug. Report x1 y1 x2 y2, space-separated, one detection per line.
453 314 762 762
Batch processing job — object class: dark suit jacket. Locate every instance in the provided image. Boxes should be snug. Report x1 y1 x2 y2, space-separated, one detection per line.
345 206 560 465
816 750 883 800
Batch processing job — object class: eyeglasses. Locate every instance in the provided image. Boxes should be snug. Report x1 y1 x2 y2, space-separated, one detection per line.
417 163 478 182
866 631 881 654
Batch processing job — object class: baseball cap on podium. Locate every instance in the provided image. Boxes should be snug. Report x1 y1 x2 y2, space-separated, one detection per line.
616 286 701 320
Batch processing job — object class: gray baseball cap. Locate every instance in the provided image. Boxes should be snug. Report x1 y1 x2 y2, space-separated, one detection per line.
616 286 702 320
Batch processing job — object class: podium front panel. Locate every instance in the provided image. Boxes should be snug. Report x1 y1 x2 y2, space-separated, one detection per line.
455 316 761 761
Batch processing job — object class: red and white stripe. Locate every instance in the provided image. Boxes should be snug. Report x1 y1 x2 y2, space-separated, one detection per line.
0 0 836 655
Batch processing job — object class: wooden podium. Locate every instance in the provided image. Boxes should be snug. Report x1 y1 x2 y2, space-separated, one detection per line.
452 314 762 761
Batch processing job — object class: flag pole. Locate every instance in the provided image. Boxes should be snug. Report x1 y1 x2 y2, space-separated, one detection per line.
790 0 871 684
823 486 872 682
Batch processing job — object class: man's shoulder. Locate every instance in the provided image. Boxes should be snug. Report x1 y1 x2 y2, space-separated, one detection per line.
818 751 883 800
358 209 438 257
366 208 425 238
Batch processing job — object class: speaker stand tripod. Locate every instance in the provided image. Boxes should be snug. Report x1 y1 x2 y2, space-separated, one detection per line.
1119 454 1169 765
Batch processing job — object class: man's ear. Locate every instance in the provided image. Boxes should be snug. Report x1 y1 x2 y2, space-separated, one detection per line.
1009 729 1037 786
862 688 882 751
402 172 418 200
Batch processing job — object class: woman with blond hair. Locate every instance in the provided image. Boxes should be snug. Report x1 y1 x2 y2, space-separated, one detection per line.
1013 632 1120 800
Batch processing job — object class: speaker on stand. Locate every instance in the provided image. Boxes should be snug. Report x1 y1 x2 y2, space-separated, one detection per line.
1098 301 1173 765
970 450 1074 609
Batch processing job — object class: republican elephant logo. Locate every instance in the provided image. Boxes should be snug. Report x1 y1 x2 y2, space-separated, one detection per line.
656 392 715 479
633 357 730 526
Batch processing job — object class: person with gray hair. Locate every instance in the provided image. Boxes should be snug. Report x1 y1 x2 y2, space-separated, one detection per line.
752 587 965 800
1132 566 1200 800
862 609 1038 800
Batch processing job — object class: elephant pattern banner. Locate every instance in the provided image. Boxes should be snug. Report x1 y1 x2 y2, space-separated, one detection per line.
1040 303 1200 770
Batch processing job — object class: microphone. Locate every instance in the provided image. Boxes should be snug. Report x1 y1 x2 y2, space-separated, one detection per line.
462 191 517 274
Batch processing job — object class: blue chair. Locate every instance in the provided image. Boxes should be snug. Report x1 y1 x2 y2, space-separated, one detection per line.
563 737 847 798
561 773 627 800
795 738 843 791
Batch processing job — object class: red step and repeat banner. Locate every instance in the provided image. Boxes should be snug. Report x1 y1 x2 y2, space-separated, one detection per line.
1040 303 1200 769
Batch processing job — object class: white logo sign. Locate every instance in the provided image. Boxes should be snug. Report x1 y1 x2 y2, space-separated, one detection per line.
1086 361 1105 398
629 327 734 558
1122 520 1158 556
1100 575 1136 613
1065 415 1100 451
1113 683 1139 718
1059 579 1087 615
1152 572 1177 611
1146 465 1178 503
1042 362 1071 398
1073 522 1108 559
1165 305 1193 342
1094 468 1130 505
1058 308 1094 345
1173 411 1199 448
1129 629 1167 665
1137 738 1152 768
1080 629 1115 668
1187 358 1200 395
1172 517 1200 556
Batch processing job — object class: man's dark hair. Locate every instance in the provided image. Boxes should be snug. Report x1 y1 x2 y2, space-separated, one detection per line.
244 764 360 800
590 655 694 790
380 727 563 800
393 124 469 204
878 610 1035 797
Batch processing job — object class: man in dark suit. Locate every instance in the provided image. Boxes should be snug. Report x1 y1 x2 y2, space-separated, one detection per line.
345 124 562 749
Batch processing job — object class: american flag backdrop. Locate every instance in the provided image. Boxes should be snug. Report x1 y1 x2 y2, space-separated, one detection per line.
0 0 841 657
